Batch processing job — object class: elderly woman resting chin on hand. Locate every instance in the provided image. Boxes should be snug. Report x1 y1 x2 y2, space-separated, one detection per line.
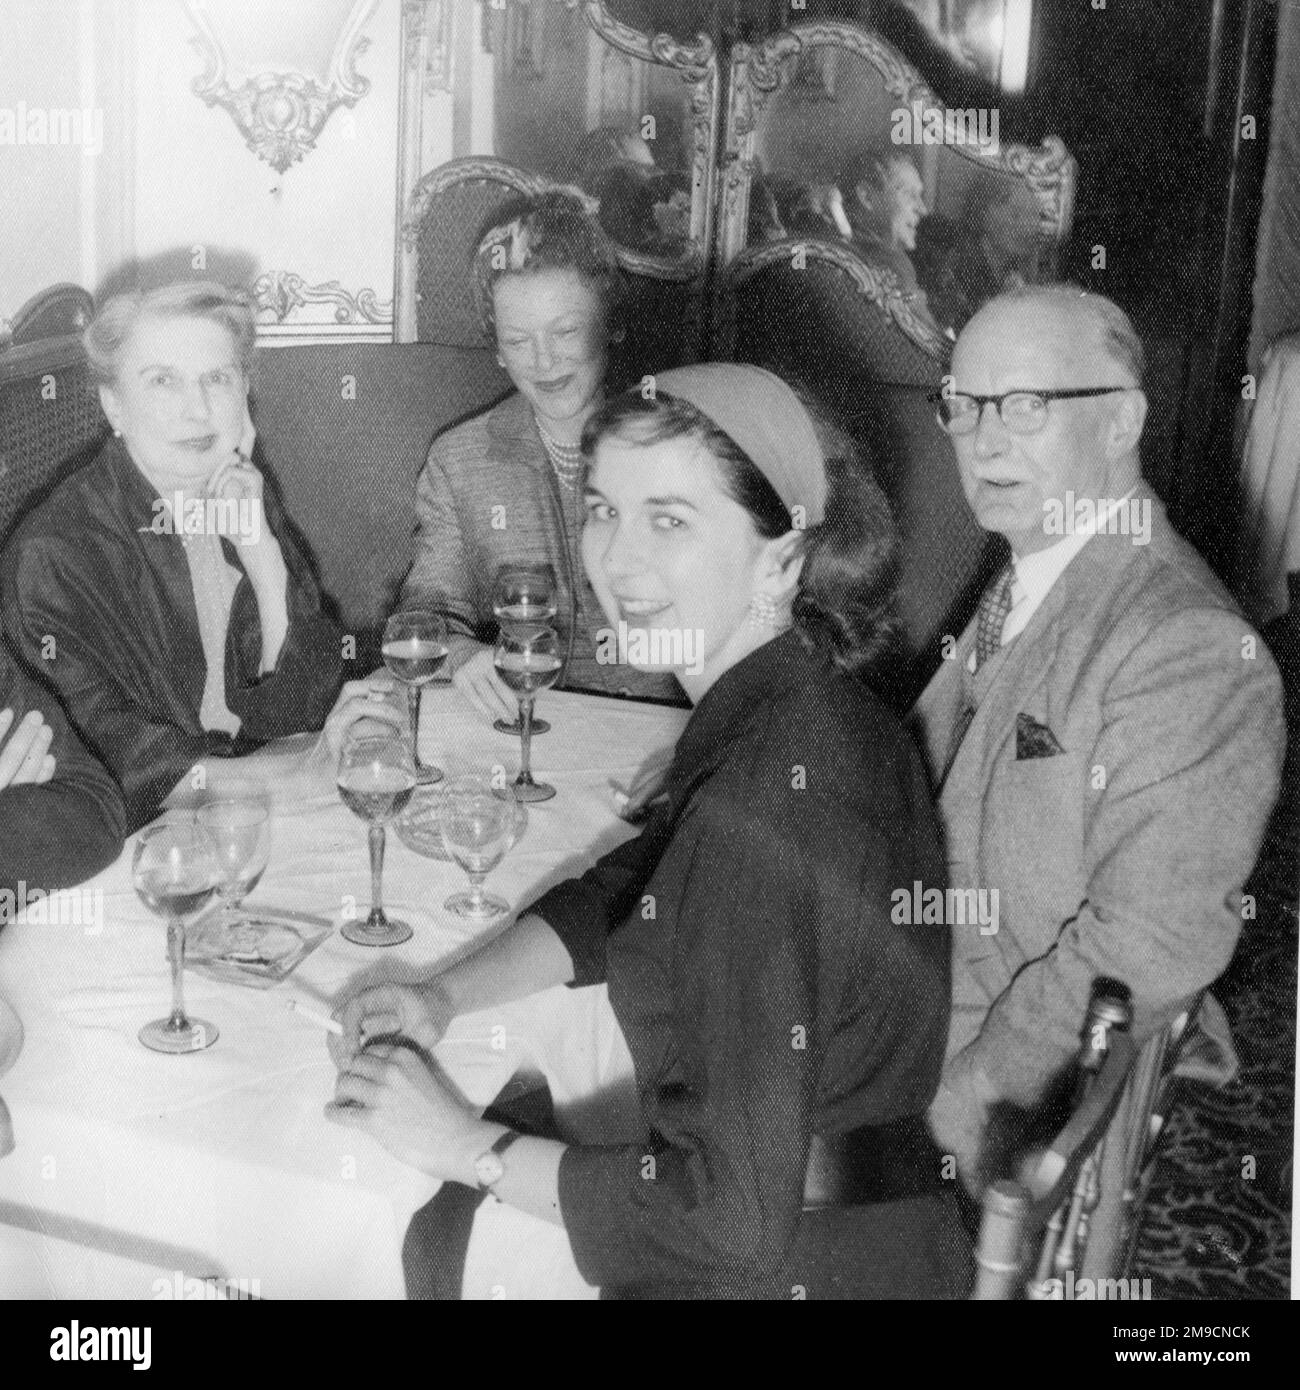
1 281 345 834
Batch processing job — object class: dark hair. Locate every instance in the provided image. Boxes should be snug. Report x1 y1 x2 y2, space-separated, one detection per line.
839 151 919 241
470 188 623 341
581 386 898 675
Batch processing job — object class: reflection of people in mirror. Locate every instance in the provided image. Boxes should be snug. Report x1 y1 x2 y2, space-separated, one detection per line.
761 174 853 243
838 152 940 328
914 179 1044 335
841 153 928 270
574 124 690 257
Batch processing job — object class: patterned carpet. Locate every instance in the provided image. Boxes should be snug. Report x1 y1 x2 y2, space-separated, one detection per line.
1132 618 1297 1298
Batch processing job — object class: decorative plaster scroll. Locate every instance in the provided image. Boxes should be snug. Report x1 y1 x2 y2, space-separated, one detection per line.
184 0 380 174
252 271 393 325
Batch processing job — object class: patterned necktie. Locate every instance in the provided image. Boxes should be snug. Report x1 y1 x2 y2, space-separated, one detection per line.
975 563 1015 670
944 563 1015 773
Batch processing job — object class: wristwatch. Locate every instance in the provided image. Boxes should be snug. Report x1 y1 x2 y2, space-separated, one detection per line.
474 1130 523 1192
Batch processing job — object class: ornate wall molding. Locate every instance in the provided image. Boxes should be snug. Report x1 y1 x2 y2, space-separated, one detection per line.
184 0 380 173
252 271 393 326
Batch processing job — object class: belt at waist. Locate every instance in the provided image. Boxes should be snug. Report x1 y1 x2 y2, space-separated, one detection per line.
802 1114 946 1210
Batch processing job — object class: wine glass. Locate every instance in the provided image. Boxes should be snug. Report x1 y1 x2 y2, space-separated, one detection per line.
491 564 558 735
133 817 221 1053
438 775 523 920
383 609 449 784
337 725 417 947
494 624 562 803
197 792 271 933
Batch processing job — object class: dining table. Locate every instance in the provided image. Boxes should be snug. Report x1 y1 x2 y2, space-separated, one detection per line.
0 685 688 1300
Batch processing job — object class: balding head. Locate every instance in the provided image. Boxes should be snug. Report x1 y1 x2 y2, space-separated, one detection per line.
946 285 1148 555
959 285 1145 388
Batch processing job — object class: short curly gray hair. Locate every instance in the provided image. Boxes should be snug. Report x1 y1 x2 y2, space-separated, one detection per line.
84 281 256 387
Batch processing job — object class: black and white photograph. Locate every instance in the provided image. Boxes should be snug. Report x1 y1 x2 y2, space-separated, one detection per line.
0 0 1295 1337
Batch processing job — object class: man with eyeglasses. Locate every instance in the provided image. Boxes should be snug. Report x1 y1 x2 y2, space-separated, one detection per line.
914 285 1285 1193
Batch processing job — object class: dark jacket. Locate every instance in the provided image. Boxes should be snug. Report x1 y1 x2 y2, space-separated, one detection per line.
2 438 343 833
530 631 967 1298
0 642 125 923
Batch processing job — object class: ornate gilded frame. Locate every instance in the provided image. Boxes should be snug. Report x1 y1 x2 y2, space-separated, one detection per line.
719 20 1077 361
394 0 720 343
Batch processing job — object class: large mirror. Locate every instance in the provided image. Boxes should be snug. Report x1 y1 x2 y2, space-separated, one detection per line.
722 19 1073 354
395 0 719 344
488 0 707 262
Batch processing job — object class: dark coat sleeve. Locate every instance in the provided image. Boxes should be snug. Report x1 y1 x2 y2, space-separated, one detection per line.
0 649 125 921
525 805 673 986
533 685 952 1293
552 788 823 1291
216 487 344 739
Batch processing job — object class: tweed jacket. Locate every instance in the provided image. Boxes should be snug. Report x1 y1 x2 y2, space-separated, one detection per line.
401 392 680 703
913 487 1285 1124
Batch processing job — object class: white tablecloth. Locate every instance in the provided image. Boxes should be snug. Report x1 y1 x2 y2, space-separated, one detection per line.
0 687 687 1299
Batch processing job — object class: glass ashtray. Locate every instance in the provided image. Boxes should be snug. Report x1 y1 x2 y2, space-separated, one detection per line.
394 784 453 861
395 782 528 860
186 910 332 989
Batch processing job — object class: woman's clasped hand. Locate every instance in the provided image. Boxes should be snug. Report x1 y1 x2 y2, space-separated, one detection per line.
324 980 483 1182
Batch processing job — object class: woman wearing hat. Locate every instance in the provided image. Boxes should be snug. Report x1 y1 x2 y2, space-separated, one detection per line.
329 364 970 1299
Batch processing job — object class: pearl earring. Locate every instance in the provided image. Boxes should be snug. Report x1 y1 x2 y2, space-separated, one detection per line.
746 593 779 631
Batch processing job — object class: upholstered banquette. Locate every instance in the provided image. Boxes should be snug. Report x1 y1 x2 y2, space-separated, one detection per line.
0 272 984 700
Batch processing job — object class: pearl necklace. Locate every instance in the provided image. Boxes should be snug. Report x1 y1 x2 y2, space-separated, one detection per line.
535 419 584 492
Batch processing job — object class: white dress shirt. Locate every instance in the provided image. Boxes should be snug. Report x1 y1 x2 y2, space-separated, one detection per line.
967 488 1137 672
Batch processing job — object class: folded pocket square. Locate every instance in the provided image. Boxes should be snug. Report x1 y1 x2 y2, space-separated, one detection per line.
1016 712 1065 760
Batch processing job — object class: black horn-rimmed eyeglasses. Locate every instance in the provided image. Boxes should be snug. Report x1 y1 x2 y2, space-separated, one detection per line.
930 387 1134 436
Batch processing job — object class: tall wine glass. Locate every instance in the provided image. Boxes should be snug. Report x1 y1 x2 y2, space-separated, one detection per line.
438 775 523 920
337 725 417 947
491 564 557 735
133 817 221 1053
383 609 448 784
197 792 271 933
494 624 561 803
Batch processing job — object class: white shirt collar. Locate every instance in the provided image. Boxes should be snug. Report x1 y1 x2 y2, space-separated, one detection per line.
1005 488 1137 640
966 488 1139 671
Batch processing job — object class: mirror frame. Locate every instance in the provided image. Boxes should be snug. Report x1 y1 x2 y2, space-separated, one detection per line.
394 0 721 342
719 18 1077 361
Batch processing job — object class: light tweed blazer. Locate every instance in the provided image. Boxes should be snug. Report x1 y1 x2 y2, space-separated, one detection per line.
401 391 678 702
914 487 1285 1123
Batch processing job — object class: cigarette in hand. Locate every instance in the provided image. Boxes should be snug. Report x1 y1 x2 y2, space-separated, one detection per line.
286 997 343 1036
